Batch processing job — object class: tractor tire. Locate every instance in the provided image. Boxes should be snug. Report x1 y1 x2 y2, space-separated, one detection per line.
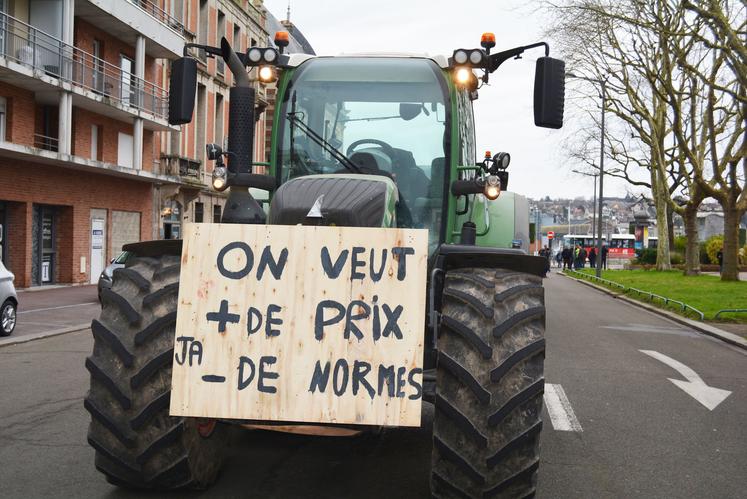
431 268 546 499
84 254 228 489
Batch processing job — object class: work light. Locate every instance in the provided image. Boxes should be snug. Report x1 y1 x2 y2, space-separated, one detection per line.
453 49 469 65
247 47 263 64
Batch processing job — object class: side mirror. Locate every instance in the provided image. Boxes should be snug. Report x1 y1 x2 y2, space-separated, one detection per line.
168 57 197 125
533 57 565 129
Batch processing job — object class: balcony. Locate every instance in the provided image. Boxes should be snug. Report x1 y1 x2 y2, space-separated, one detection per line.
0 12 170 128
75 0 185 58
161 155 205 185
127 0 187 37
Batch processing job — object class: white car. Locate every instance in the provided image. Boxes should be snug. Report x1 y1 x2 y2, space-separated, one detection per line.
0 259 17 336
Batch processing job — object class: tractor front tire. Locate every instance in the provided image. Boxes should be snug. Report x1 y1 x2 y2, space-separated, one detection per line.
85 254 228 489
431 268 546 499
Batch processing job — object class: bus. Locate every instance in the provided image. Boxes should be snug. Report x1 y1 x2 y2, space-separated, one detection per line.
562 234 602 254
609 234 636 257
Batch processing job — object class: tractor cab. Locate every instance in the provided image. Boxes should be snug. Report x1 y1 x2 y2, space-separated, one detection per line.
270 56 450 252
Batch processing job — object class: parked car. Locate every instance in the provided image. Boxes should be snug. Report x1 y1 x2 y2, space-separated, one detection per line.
97 251 132 302
0 259 18 336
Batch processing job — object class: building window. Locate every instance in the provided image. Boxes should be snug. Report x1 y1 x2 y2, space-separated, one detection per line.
92 40 104 92
198 0 208 59
215 93 224 148
118 132 134 168
0 97 6 142
213 205 221 223
234 24 241 51
195 202 204 223
196 84 207 163
90 125 100 161
217 11 226 75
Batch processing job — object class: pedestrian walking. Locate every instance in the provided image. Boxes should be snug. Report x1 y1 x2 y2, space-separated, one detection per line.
573 245 581 269
579 247 587 268
588 247 597 268
555 250 562 268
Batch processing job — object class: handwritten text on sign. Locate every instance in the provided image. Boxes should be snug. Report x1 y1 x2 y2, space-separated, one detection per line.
169 224 428 427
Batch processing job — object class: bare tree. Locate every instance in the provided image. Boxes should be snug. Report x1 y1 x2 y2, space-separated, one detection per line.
545 0 746 279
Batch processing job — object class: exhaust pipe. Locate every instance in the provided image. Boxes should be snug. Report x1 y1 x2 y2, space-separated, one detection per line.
219 37 265 225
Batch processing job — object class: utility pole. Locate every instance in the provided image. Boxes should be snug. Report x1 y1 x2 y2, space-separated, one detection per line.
568 73 607 278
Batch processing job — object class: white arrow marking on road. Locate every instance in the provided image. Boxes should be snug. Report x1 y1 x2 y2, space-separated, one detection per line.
543 383 583 432
640 350 732 411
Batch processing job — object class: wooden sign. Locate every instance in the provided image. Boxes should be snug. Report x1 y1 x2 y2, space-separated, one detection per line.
170 224 428 427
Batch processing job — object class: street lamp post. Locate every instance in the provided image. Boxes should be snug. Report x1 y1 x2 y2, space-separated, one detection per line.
568 73 607 278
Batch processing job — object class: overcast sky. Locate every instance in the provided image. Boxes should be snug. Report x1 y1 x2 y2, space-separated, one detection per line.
263 0 640 200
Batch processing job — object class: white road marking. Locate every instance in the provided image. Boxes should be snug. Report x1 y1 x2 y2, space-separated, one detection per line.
543 383 583 432
18 302 99 314
640 350 732 411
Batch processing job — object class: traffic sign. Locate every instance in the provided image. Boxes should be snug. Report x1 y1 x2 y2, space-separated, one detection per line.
548 231 555 239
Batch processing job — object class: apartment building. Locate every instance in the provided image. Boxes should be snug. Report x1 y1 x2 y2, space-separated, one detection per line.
0 0 310 287
159 0 270 235
0 0 189 287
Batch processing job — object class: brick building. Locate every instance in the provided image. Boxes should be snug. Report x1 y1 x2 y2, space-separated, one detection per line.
159 0 270 233
0 0 310 288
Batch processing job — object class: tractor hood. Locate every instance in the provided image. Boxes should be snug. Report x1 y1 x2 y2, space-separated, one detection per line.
268 174 398 227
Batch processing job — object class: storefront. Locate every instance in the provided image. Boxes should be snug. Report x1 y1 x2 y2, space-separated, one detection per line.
32 204 59 285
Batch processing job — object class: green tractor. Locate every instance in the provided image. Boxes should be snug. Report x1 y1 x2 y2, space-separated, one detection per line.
85 31 565 498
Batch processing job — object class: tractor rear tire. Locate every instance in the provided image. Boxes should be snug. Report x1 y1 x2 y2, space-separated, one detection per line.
431 268 546 499
85 254 228 489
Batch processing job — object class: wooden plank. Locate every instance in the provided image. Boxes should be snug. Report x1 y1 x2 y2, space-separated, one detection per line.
169 223 428 427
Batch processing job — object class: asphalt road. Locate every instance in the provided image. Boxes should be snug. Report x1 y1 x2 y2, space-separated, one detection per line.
0 273 744 498
10 285 99 339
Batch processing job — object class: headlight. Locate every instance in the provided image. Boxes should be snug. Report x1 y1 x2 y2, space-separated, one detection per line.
212 165 228 191
100 272 111 281
455 67 472 85
258 66 277 83
484 175 501 200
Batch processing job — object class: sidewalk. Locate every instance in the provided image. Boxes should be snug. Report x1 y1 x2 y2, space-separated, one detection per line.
0 285 99 346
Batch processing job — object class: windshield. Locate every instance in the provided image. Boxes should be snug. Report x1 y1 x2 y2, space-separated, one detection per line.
278 57 449 249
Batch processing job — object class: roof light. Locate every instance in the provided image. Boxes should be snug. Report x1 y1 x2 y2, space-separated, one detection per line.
275 31 290 47
481 32 496 50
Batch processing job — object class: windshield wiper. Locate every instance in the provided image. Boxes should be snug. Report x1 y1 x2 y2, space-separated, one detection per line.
287 111 361 174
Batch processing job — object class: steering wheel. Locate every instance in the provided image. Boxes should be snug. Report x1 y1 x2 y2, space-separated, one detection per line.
346 138 397 159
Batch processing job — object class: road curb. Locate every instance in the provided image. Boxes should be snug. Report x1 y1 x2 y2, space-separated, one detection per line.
560 272 747 351
0 323 90 348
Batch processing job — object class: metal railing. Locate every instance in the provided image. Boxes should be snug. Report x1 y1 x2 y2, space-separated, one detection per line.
33 133 58 152
127 0 187 37
566 269 706 320
0 12 168 120
714 309 747 319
